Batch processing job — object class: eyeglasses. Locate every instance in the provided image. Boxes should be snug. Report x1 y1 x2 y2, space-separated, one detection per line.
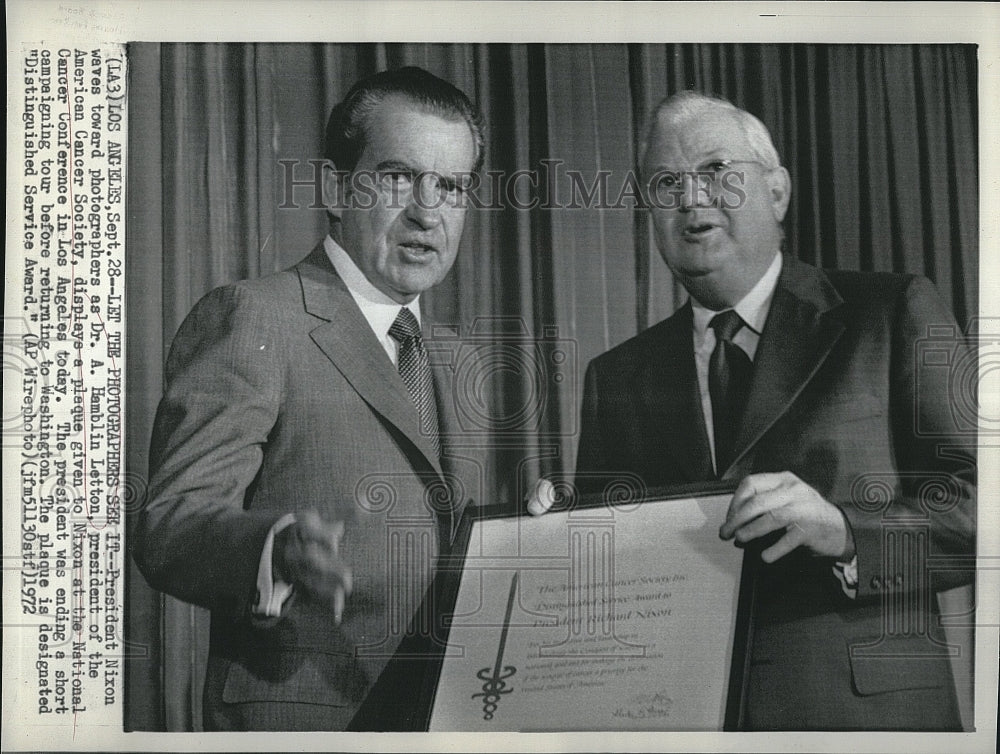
651 159 766 189
647 159 767 210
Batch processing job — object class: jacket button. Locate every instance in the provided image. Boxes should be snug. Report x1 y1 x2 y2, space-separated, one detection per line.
870 576 883 590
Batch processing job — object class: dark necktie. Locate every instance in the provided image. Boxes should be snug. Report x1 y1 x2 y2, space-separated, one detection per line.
709 310 753 475
389 308 441 459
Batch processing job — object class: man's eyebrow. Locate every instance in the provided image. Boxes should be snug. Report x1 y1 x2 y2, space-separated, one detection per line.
373 160 469 190
649 150 729 168
437 172 464 191
646 164 682 175
697 150 737 164
374 159 415 174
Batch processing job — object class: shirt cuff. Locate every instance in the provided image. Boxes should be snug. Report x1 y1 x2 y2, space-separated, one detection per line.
832 555 859 599
253 513 297 617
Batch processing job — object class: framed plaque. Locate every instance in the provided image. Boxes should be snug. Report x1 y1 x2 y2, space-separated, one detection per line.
350 481 756 731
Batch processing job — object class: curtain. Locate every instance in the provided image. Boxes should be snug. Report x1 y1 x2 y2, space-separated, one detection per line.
125 43 978 731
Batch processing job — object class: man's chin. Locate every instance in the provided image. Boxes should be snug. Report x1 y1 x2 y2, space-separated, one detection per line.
669 253 727 280
384 269 448 302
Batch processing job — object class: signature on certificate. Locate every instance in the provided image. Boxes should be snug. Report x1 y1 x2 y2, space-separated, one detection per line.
611 690 673 720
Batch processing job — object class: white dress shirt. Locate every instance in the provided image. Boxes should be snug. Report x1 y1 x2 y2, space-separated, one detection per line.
322 234 423 363
254 236 423 616
691 251 783 475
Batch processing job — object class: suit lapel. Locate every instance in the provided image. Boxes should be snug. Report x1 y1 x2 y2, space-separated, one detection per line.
430 356 474 543
725 255 846 476
639 305 714 482
296 245 445 480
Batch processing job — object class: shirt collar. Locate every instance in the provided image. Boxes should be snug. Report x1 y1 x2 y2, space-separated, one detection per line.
323 235 421 338
691 251 783 337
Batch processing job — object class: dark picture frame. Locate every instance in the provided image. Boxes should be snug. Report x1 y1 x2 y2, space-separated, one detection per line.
352 481 756 731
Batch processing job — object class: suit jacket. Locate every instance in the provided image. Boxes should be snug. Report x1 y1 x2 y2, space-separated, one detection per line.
576 254 975 730
133 245 480 731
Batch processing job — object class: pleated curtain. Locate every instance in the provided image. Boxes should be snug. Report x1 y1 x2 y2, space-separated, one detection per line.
125 42 978 730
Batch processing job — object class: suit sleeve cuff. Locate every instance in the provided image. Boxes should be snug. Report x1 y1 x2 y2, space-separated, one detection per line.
253 513 297 617
832 555 859 599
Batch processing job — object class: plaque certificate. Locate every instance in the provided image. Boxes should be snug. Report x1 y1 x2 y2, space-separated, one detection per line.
419 485 754 731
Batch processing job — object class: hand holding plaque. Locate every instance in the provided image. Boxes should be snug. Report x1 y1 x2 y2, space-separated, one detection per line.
719 472 856 562
417 483 753 731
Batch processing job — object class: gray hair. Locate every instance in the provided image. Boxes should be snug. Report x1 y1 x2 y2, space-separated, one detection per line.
642 91 782 170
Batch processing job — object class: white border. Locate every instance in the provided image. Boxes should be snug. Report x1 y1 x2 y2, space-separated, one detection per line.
5 2 999 752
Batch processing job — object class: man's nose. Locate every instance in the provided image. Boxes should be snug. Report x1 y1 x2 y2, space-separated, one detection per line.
405 180 443 228
679 171 714 212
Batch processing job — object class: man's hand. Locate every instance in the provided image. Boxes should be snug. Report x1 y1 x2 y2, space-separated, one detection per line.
719 471 856 563
526 478 557 516
273 510 353 623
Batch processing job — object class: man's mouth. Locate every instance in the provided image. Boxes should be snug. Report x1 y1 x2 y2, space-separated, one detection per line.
399 240 437 255
682 222 719 240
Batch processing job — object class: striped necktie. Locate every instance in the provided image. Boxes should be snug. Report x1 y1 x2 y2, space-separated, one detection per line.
388 308 441 459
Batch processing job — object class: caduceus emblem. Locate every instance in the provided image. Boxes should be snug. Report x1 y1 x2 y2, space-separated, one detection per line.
471 572 519 721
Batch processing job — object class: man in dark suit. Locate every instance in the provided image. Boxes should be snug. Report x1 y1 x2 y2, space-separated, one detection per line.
133 67 483 730
532 91 975 729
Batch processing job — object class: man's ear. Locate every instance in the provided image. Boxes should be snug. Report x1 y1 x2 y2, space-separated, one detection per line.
323 160 347 222
767 166 792 223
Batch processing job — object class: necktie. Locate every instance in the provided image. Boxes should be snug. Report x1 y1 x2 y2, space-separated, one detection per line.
388 308 441 459
709 310 753 474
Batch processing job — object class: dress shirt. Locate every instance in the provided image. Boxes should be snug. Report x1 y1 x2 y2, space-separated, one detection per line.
322 234 423 363
254 236 423 616
691 251 783 474
687 251 857 596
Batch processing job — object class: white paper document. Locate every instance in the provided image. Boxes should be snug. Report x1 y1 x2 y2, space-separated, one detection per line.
428 492 747 731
